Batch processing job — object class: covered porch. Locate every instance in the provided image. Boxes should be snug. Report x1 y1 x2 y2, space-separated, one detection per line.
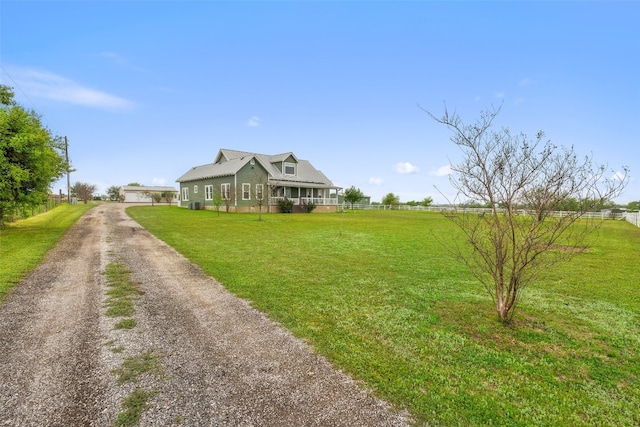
268 181 341 212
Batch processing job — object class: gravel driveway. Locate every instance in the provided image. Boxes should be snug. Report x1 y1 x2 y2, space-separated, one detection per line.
0 203 410 426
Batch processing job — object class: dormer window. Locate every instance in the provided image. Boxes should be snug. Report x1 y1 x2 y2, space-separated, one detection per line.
284 162 296 176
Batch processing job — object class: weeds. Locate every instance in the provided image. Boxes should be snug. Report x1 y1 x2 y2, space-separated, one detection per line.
103 263 140 319
113 388 157 427
111 351 163 385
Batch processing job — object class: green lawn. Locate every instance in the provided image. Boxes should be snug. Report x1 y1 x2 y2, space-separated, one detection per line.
127 207 639 426
4 204 636 425
0 202 96 301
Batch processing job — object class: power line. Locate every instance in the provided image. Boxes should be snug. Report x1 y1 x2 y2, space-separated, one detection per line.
0 64 40 111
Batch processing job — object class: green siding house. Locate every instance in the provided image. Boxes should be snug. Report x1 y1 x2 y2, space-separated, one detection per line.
176 148 341 213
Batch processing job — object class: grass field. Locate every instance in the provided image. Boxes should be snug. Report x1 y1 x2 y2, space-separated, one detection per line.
127 206 639 426
0 202 96 302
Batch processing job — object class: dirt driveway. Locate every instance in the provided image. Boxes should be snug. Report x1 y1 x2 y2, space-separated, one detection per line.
0 203 410 426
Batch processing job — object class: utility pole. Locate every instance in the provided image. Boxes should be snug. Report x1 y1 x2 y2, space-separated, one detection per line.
65 136 70 203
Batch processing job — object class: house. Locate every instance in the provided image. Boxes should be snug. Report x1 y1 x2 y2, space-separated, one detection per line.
176 148 341 213
119 185 179 204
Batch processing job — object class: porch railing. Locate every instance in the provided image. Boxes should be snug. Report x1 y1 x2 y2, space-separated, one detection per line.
269 197 338 206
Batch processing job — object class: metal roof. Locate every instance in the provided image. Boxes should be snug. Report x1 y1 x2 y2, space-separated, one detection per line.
121 185 178 192
177 149 338 188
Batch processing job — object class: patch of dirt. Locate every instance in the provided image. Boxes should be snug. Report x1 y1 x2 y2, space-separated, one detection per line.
0 203 410 426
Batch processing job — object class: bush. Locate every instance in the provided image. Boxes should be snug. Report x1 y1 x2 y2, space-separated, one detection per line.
303 201 317 213
277 198 294 213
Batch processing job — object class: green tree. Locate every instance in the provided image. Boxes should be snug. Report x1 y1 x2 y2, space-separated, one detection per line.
382 193 400 207
343 186 364 209
555 197 580 212
420 197 433 207
107 185 121 202
428 104 628 323
0 85 67 226
626 201 640 211
150 192 163 206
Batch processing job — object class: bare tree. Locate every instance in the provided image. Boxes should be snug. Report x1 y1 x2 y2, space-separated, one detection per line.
161 190 174 206
249 171 269 221
428 105 628 323
221 183 234 213
212 189 223 216
71 182 97 204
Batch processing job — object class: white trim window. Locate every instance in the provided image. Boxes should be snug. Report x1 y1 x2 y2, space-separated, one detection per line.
242 183 251 200
181 187 189 201
255 184 264 201
193 185 198 194
205 185 213 200
284 162 296 176
221 183 230 200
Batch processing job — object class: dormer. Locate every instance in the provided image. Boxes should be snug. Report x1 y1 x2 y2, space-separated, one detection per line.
271 153 298 176
283 160 296 176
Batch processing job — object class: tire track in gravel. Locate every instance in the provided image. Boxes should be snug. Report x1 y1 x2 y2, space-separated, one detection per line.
1 203 411 426
0 207 107 426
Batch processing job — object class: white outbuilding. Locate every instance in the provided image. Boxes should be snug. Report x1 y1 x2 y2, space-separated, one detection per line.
119 186 179 204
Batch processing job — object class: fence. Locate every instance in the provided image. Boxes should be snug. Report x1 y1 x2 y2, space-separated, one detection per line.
4 197 65 223
624 212 640 227
344 204 631 221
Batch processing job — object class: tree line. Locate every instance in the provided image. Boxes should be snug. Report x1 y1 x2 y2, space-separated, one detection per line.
0 85 68 227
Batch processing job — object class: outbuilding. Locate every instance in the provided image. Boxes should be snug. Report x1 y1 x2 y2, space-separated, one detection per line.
119 185 179 204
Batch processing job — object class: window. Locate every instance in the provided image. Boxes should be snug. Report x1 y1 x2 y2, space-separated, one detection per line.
284 162 296 176
181 187 189 201
193 185 198 194
242 183 251 200
221 183 230 200
256 184 264 201
205 185 213 200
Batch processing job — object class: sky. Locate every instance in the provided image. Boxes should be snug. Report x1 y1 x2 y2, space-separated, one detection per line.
1 1 638 204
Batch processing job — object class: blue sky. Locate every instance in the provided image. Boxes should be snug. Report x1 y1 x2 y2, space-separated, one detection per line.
1 1 638 204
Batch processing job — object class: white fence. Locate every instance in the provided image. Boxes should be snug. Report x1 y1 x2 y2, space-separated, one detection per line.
345 204 635 222
624 212 640 227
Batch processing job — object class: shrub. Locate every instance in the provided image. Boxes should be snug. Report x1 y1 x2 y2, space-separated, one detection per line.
303 201 317 213
277 198 294 213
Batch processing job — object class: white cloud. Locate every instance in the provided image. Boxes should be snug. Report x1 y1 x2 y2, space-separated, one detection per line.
394 162 419 174
247 116 261 127
495 91 505 99
519 77 534 87
95 51 126 65
429 165 452 177
152 177 167 185
7 67 134 111
369 177 384 185
94 52 145 72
